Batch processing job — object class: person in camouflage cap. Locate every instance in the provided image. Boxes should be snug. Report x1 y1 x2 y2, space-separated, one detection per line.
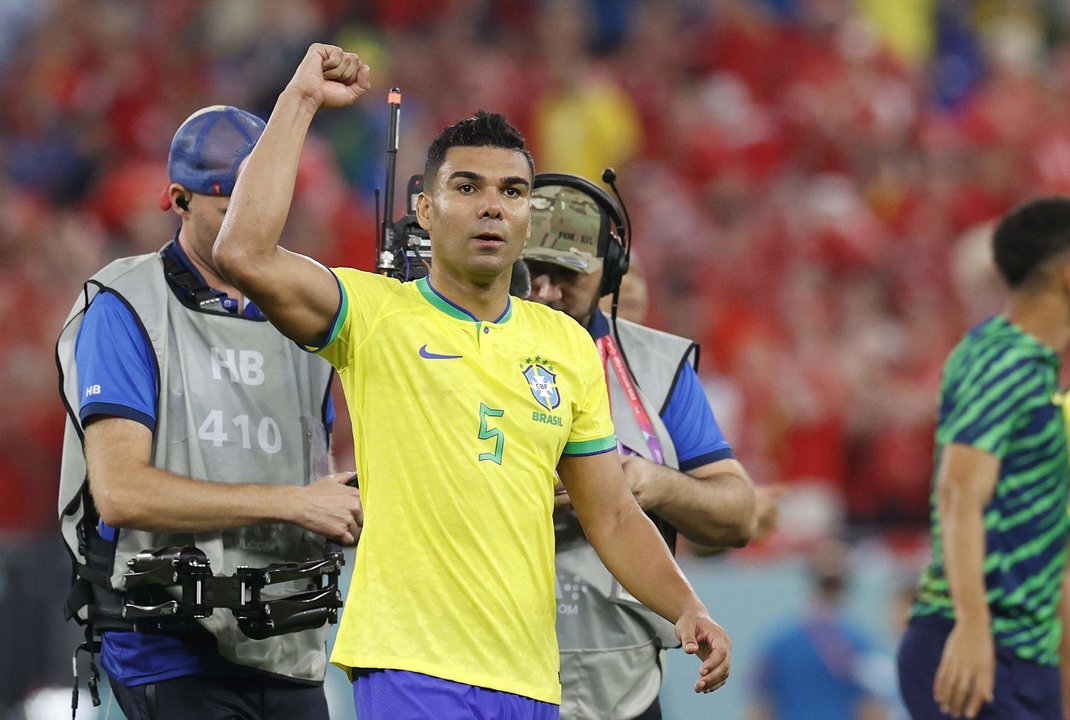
526 185 607 275
523 173 765 720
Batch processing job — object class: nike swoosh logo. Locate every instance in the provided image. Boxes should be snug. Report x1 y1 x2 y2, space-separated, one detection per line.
419 344 463 360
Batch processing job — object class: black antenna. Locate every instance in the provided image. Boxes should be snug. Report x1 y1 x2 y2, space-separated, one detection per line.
374 186 381 265
378 88 402 274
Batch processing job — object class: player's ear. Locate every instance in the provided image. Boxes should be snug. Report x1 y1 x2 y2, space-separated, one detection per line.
416 191 432 232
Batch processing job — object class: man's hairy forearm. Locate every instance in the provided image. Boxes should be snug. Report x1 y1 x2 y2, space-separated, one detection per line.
639 467 755 548
85 417 299 533
93 464 298 533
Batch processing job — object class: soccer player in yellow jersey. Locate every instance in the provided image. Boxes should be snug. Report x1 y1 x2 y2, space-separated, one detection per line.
214 44 732 719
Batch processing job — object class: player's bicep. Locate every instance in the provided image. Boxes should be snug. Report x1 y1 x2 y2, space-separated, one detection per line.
309 269 395 369
557 451 631 531
236 247 341 348
937 443 1000 509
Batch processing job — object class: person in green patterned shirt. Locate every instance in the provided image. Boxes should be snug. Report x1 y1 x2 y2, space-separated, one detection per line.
897 197 1070 719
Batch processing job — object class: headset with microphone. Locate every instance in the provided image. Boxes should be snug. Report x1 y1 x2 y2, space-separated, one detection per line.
532 170 630 298
532 168 639 386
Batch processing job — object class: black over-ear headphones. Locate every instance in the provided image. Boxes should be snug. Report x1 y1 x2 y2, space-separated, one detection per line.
533 171 629 298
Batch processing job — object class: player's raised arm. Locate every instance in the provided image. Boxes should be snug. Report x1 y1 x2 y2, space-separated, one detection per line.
214 43 371 347
558 451 732 694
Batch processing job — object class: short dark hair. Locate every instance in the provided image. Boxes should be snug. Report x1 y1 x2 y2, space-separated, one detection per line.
993 197 1070 289
423 110 534 189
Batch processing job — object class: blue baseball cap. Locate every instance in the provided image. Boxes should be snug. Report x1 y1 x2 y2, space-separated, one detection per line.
159 105 266 209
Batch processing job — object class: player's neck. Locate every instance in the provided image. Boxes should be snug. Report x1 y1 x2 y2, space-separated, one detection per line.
428 266 510 322
1007 291 1070 353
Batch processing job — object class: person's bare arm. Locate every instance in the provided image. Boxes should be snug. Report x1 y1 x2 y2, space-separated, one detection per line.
85 417 362 543
624 455 757 547
558 450 732 694
932 443 999 719
1059 543 1070 719
214 43 371 347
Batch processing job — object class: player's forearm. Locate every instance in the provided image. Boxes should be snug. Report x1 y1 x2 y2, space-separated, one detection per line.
92 463 298 533
214 87 341 347
1058 561 1070 710
586 502 707 623
215 87 315 287
641 467 755 548
939 481 991 626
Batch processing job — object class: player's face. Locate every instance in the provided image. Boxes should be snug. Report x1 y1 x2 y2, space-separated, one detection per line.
526 260 603 325
418 146 532 284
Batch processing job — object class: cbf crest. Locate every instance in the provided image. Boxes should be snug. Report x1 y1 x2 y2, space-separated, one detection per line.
521 356 561 411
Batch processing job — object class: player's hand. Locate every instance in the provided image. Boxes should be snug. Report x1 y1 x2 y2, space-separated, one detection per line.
676 607 731 694
293 471 363 544
286 43 371 111
751 483 788 541
1063 671 1070 720
933 619 994 718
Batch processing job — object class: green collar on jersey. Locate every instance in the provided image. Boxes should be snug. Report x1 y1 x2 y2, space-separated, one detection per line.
416 277 513 324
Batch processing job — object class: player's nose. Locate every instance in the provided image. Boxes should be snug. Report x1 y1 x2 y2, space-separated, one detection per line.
478 187 503 219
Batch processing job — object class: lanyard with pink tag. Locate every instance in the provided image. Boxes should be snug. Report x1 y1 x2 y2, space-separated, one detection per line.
596 334 666 465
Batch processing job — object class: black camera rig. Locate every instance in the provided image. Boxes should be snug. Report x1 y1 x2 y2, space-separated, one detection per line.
121 541 346 640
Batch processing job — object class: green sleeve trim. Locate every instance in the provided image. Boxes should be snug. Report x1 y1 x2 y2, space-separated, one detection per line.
563 435 617 456
305 270 348 352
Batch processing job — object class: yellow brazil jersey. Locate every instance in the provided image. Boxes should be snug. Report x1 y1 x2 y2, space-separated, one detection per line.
318 270 616 704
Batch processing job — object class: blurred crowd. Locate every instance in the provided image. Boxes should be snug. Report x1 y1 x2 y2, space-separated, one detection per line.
3 0 1070 538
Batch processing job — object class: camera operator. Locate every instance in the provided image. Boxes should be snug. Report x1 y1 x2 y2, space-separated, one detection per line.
524 174 780 719
57 105 361 720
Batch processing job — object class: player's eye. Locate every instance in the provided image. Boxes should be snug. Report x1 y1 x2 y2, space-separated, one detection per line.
503 187 521 198
457 183 475 194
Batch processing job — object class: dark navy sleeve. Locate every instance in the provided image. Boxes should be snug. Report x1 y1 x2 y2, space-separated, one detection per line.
75 291 158 430
660 361 734 472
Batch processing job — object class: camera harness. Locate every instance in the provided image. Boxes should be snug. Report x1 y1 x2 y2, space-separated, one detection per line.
62 239 348 716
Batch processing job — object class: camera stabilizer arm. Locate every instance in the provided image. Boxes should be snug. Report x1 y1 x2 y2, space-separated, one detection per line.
121 542 346 640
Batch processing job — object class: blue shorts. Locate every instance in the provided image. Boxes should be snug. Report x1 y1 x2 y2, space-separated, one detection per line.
352 669 559 720
897 615 1062 719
